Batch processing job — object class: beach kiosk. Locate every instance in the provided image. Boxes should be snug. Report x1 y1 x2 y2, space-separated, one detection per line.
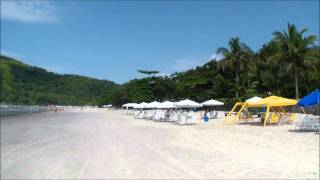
223 96 298 126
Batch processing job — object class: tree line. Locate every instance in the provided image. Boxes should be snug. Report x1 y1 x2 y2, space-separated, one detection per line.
97 23 319 107
0 23 319 107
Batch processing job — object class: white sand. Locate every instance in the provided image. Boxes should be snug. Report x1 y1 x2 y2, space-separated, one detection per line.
1 108 319 179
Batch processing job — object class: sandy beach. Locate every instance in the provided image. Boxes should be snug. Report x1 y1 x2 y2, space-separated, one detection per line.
1 109 319 179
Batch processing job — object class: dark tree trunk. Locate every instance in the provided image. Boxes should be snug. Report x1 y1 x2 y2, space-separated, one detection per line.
295 70 299 99
235 71 239 98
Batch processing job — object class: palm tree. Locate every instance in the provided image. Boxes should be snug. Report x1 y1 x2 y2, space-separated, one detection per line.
216 37 253 98
273 23 317 99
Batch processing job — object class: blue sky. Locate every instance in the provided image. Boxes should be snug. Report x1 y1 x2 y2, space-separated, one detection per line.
1 0 319 84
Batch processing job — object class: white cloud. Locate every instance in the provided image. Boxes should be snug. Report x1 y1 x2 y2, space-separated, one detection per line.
1 0 58 23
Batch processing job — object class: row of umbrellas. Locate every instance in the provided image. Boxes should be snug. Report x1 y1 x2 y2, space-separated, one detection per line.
122 99 224 109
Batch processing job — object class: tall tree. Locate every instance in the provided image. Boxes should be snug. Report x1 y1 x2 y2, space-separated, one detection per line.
273 23 317 99
216 37 253 98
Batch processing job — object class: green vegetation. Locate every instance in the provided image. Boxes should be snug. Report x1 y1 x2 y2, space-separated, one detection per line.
0 56 116 105
1 23 319 107
98 23 319 107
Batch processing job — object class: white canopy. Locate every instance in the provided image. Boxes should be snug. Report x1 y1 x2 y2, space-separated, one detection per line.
157 101 176 109
133 102 148 109
201 99 224 106
245 96 263 103
175 99 202 108
122 103 137 108
145 101 161 108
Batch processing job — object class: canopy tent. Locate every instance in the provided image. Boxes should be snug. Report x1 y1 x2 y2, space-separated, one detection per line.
122 103 137 108
157 101 176 109
145 101 161 109
248 96 297 107
223 96 298 126
201 99 224 106
133 102 148 109
175 99 202 108
245 96 263 103
298 90 320 107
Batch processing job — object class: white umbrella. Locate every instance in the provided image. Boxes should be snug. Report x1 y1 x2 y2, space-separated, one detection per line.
201 99 224 106
122 103 137 108
133 102 148 109
145 101 161 108
175 99 202 108
245 96 262 103
157 101 176 109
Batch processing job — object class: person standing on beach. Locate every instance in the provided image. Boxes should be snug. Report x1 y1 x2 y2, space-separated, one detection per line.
204 110 209 123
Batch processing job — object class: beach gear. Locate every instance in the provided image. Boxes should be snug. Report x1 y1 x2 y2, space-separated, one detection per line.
133 102 148 109
175 99 202 108
298 90 320 107
223 96 298 126
201 99 224 106
145 101 161 109
157 101 176 109
245 96 262 103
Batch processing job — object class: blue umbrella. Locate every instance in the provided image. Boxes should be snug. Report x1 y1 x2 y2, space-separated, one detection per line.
298 90 320 107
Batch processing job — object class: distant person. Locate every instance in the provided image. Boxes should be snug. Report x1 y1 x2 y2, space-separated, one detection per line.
204 110 209 123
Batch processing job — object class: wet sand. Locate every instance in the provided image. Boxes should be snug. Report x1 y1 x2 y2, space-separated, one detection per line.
1 109 319 179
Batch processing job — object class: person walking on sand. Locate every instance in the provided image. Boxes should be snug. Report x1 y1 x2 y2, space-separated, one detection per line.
204 110 209 123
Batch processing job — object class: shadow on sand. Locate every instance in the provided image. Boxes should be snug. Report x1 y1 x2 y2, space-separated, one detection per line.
288 129 320 134
235 121 264 127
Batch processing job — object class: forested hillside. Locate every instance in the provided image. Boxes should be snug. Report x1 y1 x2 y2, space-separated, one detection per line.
97 24 320 107
0 55 117 105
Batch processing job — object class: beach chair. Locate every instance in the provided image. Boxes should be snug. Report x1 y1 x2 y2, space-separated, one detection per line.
168 112 178 122
288 113 298 122
295 114 320 131
186 115 197 124
153 111 160 121
211 111 218 119
134 111 141 119
277 114 288 125
178 112 187 125
160 111 166 121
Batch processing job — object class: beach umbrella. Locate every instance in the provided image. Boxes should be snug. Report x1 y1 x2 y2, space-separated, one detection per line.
201 99 224 106
245 96 263 103
122 103 137 108
133 102 148 109
145 101 161 108
175 99 202 108
298 90 320 107
157 101 176 109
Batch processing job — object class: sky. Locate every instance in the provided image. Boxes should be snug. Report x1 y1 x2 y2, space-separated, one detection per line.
1 0 319 84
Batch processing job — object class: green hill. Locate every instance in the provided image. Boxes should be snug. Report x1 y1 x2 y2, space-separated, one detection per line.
0 55 117 105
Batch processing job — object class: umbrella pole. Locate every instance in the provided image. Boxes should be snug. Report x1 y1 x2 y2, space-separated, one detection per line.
222 103 238 125
264 106 271 127
232 103 246 125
